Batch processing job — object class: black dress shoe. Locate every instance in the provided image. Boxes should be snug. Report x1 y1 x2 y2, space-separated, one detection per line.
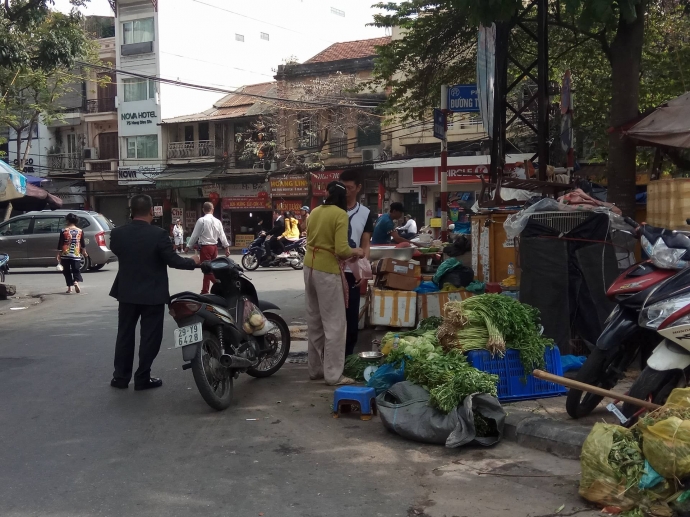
110 379 129 389
134 377 163 391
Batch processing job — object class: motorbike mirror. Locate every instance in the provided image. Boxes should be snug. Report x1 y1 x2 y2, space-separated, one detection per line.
200 261 213 274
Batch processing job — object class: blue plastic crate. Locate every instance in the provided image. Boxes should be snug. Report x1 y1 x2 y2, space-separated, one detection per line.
466 347 566 402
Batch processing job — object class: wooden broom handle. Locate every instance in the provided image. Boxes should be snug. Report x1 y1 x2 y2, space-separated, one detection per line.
532 369 662 411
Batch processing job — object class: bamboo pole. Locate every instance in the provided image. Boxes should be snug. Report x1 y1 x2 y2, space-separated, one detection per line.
532 369 661 411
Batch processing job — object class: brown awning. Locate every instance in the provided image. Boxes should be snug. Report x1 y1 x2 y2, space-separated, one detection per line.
625 92 690 149
0 183 63 211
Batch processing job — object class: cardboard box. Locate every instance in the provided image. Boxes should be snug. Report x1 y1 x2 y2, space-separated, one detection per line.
372 258 416 277
369 288 417 328
416 291 474 320
382 273 420 291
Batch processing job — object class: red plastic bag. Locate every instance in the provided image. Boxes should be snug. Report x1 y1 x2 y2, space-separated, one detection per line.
348 257 373 282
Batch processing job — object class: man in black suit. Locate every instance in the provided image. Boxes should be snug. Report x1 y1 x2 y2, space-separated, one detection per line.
266 209 286 257
109 195 199 391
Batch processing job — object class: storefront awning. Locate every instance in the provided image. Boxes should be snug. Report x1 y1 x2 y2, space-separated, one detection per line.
374 153 536 170
155 168 215 188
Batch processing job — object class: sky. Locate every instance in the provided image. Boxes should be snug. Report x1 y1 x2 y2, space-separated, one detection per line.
52 0 389 118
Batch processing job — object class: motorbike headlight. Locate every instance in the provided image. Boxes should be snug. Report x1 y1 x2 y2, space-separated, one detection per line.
642 235 689 270
605 305 621 325
639 293 690 330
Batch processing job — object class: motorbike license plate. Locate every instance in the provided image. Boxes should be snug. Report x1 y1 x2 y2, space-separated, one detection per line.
174 323 202 348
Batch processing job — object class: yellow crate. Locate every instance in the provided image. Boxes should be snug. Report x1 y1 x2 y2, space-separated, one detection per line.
647 179 690 230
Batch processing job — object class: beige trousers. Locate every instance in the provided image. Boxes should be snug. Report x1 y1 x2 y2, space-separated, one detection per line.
304 266 346 384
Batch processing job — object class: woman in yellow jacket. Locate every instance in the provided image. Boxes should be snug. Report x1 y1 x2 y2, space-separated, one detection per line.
277 211 300 257
304 182 364 385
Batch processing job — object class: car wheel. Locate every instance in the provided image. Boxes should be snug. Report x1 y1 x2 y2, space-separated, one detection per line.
79 255 91 273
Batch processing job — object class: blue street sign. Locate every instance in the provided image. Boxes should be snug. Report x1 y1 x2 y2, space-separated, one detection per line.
433 108 446 140
448 84 479 113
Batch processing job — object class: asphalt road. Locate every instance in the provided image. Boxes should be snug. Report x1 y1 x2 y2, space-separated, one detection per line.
0 259 598 517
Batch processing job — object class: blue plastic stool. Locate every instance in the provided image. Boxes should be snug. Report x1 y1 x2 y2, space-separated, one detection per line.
333 386 377 421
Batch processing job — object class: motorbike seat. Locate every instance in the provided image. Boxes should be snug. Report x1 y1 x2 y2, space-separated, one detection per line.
173 291 229 307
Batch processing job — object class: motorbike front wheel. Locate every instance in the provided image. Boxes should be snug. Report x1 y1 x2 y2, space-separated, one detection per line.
565 347 631 419
621 366 682 418
246 313 291 378
191 330 234 411
241 252 260 271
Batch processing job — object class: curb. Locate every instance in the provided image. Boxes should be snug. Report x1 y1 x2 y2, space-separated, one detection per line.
0 294 45 316
503 409 589 460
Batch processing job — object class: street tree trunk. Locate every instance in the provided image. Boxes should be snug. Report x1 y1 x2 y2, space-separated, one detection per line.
606 3 646 217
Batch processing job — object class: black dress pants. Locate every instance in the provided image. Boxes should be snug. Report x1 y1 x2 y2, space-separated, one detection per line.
345 272 361 357
113 302 165 385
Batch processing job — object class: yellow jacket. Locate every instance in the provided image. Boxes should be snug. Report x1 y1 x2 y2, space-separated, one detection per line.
281 217 300 240
304 205 352 274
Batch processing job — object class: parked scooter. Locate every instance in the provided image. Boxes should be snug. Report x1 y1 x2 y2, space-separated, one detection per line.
168 257 291 410
620 218 690 417
566 217 685 418
0 253 8 283
241 233 305 271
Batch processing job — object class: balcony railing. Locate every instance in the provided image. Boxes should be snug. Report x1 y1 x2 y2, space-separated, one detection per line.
86 97 116 113
48 153 84 173
329 137 348 157
89 161 116 172
167 140 216 160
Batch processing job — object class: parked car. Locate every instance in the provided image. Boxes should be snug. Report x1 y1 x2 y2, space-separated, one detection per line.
0 210 117 273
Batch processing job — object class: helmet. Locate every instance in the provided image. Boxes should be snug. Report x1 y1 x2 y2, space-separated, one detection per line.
300 206 310 213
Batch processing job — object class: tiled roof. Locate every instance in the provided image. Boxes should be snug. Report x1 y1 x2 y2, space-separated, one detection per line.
305 36 391 63
161 82 277 124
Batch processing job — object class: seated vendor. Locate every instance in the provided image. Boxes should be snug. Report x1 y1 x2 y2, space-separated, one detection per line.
372 202 408 244
396 214 418 240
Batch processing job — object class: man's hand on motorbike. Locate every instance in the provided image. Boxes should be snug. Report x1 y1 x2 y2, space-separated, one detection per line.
191 255 201 265
225 248 231 257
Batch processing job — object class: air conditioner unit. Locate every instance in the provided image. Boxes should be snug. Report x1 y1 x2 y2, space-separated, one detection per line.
83 147 98 160
361 148 380 162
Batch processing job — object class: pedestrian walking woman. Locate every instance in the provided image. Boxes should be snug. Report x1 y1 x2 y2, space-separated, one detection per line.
303 181 364 385
172 219 184 252
56 213 87 294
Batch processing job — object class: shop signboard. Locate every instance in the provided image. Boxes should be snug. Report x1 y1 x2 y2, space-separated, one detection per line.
118 166 162 185
171 208 184 222
153 206 163 217
310 171 342 197
412 164 518 185
274 199 303 218
221 182 266 198
270 174 309 197
234 234 255 248
185 210 197 230
201 184 221 197
222 197 272 210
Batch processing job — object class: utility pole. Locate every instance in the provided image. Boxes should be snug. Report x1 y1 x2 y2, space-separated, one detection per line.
440 85 449 241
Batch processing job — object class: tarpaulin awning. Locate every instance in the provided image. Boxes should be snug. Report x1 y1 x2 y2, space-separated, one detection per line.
374 153 536 170
0 183 63 211
0 161 27 202
23 175 48 186
155 168 215 189
626 92 690 149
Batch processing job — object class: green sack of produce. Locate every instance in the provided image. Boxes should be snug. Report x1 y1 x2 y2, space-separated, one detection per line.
639 388 690 480
579 423 644 511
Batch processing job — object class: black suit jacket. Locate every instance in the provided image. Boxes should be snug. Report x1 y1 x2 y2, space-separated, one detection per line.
109 220 196 305
267 217 285 237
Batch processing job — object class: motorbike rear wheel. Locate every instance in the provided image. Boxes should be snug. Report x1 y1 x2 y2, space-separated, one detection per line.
191 330 234 411
241 252 260 271
246 313 291 378
565 347 631 419
621 366 682 419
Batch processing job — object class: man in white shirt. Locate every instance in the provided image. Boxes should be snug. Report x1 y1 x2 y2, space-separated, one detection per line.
340 169 374 356
397 214 418 240
186 202 230 294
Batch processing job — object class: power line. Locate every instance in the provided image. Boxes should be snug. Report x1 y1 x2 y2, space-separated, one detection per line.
159 51 275 78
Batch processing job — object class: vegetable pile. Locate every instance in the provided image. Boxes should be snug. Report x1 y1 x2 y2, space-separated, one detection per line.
438 294 553 373
343 354 369 382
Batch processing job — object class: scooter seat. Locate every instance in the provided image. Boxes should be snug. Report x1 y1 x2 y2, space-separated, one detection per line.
172 291 229 307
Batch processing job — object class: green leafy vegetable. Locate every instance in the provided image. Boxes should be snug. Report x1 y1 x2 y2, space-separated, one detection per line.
418 316 443 332
343 355 368 381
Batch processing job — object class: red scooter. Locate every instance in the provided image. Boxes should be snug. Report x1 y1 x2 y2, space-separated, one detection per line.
566 217 687 418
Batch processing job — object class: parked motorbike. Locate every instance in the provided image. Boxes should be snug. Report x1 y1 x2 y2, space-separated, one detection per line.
241 233 305 271
168 257 291 410
620 218 690 417
0 253 8 283
566 217 684 418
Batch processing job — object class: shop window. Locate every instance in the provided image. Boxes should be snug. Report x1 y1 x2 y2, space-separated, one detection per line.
198 123 210 142
123 18 155 45
357 123 381 148
125 135 158 159
123 78 155 102
260 32 269 41
298 115 318 149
